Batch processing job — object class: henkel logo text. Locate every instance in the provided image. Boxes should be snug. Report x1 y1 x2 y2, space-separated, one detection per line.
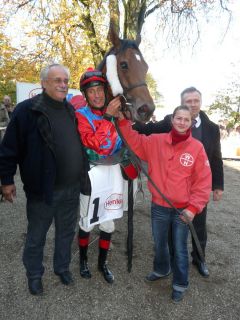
180 153 194 167
104 193 123 210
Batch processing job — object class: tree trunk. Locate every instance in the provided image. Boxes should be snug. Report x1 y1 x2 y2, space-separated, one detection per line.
109 0 120 35
123 0 147 39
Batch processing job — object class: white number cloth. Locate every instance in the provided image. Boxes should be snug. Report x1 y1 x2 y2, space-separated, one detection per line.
87 164 124 227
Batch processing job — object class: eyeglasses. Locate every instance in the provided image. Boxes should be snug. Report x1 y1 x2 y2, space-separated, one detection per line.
47 78 69 85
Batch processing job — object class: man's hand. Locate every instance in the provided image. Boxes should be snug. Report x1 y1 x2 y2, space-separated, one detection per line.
213 189 223 201
1 184 16 202
105 96 122 117
180 209 195 224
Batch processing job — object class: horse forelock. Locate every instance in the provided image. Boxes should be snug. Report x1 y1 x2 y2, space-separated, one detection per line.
120 40 146 67
119 39 139 53
98 40 140 70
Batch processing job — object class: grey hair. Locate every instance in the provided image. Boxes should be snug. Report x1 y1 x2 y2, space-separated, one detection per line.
180 87 202 104
40 63 70 80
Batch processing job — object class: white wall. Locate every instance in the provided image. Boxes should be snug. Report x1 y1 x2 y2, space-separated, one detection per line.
16 81 80 104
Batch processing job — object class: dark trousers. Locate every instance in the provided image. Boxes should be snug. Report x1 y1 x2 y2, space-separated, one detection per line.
191 206 207 263
23 184 80 279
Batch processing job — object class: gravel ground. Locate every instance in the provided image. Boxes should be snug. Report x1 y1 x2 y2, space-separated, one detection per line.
0 160 239 320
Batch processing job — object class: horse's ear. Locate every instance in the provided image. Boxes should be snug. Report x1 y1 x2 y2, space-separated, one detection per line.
136 33 141 46
108 20 121 49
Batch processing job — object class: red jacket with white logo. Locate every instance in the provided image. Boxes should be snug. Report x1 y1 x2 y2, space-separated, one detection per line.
118 119 212 215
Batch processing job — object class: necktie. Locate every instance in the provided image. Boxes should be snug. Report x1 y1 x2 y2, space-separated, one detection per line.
192 119 197 128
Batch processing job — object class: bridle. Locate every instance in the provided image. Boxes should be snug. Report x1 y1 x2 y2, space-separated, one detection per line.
118 81 147 120
121 81 147 93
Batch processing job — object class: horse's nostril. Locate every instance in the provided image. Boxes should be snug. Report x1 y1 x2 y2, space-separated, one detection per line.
137 104 154 122
137 104 149 115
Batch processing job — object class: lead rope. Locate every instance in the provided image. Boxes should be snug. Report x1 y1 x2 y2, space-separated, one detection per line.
114 118 205 263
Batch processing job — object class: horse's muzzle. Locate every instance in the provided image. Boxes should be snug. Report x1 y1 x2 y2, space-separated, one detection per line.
136 104 154 122
120 95 155 122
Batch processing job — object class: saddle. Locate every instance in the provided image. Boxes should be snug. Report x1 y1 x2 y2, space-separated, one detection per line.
89 148 139 180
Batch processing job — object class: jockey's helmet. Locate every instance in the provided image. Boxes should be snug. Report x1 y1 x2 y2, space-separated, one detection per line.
80 68 107 92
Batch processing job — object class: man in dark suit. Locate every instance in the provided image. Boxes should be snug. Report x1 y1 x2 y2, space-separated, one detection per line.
134 87 224 277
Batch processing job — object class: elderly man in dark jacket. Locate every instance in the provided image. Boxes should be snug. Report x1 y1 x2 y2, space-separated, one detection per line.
134 87 224 278
0 64 89 295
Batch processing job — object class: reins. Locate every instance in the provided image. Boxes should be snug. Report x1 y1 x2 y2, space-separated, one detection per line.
114 117 205 263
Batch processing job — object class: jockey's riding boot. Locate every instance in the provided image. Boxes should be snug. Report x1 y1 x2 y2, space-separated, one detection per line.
79 247 91 279
98 248 114 284
78 229 91 279
98 231 114 284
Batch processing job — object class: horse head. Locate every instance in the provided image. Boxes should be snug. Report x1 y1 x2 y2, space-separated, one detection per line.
98 24 155 123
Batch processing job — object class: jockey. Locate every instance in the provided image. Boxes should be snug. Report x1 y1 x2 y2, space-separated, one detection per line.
75 67 138 284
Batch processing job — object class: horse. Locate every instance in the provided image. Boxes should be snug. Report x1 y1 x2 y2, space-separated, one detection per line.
98 25 155 123
95 25 156 271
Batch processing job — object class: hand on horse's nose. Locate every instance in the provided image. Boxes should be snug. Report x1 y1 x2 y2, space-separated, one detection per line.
106 97 121 116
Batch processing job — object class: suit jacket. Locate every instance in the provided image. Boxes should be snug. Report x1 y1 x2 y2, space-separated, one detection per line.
133 110 224 191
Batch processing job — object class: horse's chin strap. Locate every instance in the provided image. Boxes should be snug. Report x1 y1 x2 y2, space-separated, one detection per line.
119 83 147 120
119 94 133 120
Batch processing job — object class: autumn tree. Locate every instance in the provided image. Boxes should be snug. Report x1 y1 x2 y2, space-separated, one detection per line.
0 12 42 102
0 0 231 101
208 83 240 128
146 73 163 109
2 1 231 64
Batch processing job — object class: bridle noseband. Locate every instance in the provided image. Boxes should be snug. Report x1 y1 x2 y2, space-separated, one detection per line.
122 82 147 93
120 82 147 119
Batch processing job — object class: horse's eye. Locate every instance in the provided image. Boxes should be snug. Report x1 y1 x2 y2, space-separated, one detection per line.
120 61 128 70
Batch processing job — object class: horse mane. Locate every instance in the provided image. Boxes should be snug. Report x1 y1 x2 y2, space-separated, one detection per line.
97 39 140 71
